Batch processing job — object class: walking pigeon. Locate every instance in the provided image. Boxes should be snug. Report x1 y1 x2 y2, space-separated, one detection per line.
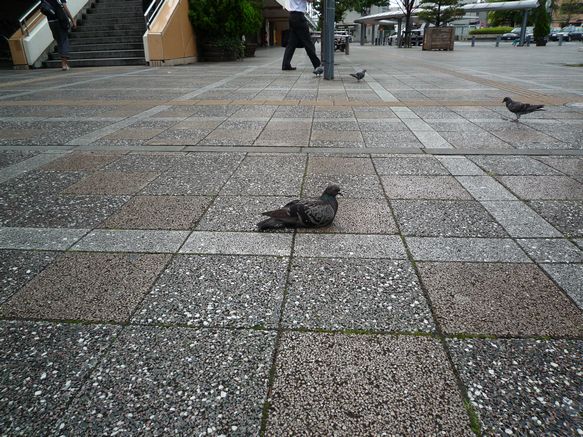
350 70 366 81
313 66 324 77
502 97 545 121
256 184 342 230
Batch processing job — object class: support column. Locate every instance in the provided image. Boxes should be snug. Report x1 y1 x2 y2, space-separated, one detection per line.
360 23 366 46
397 18 402 47
323 0 335 80
518 10 528 46
371 24 376 45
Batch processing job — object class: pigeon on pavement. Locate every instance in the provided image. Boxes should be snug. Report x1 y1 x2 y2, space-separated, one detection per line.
502 97 545 121
350 69 366 81
257 184 342 230
313 66 324 77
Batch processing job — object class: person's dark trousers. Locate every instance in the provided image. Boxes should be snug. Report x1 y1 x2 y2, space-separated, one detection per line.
282 11 320 69
48 20 70 59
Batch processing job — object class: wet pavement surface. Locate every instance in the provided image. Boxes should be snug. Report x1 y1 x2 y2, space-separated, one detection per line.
0 43 582 435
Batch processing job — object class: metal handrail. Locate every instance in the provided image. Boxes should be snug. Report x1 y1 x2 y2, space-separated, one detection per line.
19 1 42 37
144 0 166 30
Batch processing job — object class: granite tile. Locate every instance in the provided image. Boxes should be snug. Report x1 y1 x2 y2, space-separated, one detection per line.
382 176 472 199
266 333 471 435
294 234 406 259
64 171 160 195
497 176 583 200
180 231 293 256
1 252 170 323
283 258 433 331
71 230 189 253
0 227 88 250
0 250 58 303
527 201 583 237
516 238 583 263
417 262 583 336
481 201 562 238
541 263 583 309
407 237 529 262
373 156 449 175
133 255 288 328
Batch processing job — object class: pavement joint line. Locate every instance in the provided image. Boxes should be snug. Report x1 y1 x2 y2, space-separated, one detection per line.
390 106 454 149
0 152 66 184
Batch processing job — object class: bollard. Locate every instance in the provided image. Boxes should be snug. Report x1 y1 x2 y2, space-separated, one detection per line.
558 34 563 46
526 35 530 46
345 38 350 55
471 36 476 47
496 36 500 47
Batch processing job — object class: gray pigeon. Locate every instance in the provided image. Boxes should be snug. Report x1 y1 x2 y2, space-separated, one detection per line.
257 184 342 230
350 69 366 81
313 66 324 77
503 97 545 121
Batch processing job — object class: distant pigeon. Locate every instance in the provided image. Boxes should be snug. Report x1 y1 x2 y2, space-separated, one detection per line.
503 97 545 121
313 66 324 77
257 184 342 230
350 69 366 81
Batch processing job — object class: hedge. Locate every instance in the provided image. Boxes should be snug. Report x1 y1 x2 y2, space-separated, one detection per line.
469 27 514 35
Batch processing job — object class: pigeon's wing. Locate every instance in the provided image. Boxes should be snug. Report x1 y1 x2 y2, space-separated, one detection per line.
507 100 529 113
523 104 544 113
297 201 336 227
349 73 358 79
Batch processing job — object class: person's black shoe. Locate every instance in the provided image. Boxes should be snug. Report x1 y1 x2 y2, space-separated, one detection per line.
282 66 297 70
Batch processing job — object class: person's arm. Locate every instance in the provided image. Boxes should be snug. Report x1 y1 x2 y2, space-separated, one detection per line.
63 3 77 29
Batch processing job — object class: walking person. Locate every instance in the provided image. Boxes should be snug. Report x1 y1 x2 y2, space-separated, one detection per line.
282 0 321 72
43 0 77 70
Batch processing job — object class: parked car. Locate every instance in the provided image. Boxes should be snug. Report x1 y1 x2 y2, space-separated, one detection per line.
387 29 423 46
501 26 533 41
569 26 583 41
549 25 580 41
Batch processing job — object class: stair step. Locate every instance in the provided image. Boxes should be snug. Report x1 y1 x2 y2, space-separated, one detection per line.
86 6 144 13
70 29 145 38
45 57 146 68
69 42 144 51
80 15 145 24
68 36 144 45
49 49 145 60
78 22 146 31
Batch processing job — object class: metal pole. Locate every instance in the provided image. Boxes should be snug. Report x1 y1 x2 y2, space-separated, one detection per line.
558 34 563 46
518 10 528 46
323 0 335 80
496 35 500 47
371 25 376 45
360 23 366 46
471 36 476 47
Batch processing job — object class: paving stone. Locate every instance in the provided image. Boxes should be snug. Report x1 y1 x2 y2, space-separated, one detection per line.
71 230 189 253
64 171 160 195
536 156 583 181
417 262 583 336
407 237 530 262
1 252 170 323
436 156 486 175
283 258 433 331
303 174 384 199
0 170 85 201
448 338 583 435
541 263 583 309
516 238 583 263
362 130 422 148
357 120 410 132
59 327 275 436
0 321 120 436
455 176 518 201
306 156 376 175
101 195 212 230
497 176 583 200
0 227 88 250
470 155 561 175
133 254 288 327
180 231 293 256
297 198 397 234
39 152 121 171
392 200 507 237
0 250 58 303
373 155 449 175
382 175 472 199
0 150 38 169
481 201 562 238
527 200 583 237
103 153 183 172
221 155 305 196
266 333 471 435
8 195 130 228
439 131 512 149
294 234 406 259
197 195 296 232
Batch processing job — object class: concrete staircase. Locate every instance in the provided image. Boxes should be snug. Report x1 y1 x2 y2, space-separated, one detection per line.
45 0 147 68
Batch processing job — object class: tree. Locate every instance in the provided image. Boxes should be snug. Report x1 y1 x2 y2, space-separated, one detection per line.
417 0 464 27
312 0 390 24
533 0 551 43
560 0 583 24
395 0 421 47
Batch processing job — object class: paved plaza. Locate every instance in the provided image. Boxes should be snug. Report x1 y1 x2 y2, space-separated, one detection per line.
0 43 582 435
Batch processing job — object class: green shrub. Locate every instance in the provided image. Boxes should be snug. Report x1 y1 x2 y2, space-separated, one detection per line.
469 26 514 35
188 0 262 41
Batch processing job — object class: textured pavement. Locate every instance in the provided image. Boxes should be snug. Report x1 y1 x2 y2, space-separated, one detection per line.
1 43 582 435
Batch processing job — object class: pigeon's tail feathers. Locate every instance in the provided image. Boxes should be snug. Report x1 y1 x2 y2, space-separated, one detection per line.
531 104 545 111
257 218 281 231
262 208 290 219
349 73 357 78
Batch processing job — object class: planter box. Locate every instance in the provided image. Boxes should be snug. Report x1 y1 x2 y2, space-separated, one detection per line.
423 27 455 51
200 42 239 62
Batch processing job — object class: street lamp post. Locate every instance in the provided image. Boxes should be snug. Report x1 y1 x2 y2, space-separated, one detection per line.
323 0 335 79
